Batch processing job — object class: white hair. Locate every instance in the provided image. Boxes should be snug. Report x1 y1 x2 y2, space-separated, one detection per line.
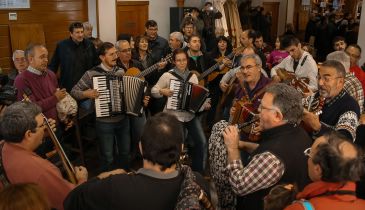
12 50 25 61
326 51 350 72
169 31 184 44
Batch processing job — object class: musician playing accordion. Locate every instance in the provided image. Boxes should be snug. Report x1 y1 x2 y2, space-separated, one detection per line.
151 49 210 173
71 42 147 171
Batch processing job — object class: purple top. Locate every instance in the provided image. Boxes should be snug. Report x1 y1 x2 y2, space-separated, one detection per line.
14 69 59 120
267 50 289 68
235 74 271 110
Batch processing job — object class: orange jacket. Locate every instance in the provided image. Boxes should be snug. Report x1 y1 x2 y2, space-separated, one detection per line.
285 181 365 210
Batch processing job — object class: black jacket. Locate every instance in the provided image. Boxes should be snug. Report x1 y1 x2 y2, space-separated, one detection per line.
48 37 98 91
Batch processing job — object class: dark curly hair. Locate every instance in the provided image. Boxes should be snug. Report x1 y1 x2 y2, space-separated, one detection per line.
312 131 364 183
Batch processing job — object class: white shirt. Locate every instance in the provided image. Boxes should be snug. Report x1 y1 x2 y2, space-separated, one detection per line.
271 51 318 91
151 70 198 122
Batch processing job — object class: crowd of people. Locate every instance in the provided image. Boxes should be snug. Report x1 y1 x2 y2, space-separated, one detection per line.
1 2 365 210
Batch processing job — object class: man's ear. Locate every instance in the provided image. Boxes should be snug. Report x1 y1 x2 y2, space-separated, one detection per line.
274 109 284 123
99 55 104 62
23 129 33 144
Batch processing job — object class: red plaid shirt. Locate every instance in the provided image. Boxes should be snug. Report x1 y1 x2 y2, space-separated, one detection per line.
226 151 284 196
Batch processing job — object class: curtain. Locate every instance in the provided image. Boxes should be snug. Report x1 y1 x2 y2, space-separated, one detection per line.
213 0 229 37
225 0 243 47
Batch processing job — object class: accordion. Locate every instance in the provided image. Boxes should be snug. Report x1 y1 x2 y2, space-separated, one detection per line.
166 79 209 113
93 75 147 117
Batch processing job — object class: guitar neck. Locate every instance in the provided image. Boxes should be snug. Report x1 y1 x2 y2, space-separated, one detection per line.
136 63 158 78
198 52 236 80
136 53 172 78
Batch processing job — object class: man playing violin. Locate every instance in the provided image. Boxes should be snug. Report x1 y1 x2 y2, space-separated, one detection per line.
209 83 311 210
0 101 88 210
302 60 360 141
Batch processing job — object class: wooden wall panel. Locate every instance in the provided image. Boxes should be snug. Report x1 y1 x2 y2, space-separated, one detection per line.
116 1 149 38
0 0 88 74
10 24 46 51
0 25 11 72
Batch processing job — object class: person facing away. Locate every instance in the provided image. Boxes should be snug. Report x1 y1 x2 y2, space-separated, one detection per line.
64 112 210 210
284 131 365 210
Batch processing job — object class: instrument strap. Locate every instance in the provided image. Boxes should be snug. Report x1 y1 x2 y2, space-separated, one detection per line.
0 142 11 187
294 55 308 72
240 80 270 104
168 70 193 84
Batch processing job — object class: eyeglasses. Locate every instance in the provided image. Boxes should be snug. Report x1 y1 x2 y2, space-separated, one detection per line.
241 64 257 71
258 104 279 113
14 57 26 63
36 120 47 129
346 52 360 59
119 48 132 53
304 148 312 158
318 75 343 83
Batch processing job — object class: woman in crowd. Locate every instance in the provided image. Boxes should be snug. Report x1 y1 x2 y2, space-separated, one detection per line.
131 35 155 70
266 36 289 70
151 49 209 173
206 35 233 128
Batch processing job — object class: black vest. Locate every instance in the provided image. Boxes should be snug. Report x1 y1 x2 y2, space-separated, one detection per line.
237 123 312 210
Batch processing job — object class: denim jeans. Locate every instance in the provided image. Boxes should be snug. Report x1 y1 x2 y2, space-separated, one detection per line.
129 113 146 155
184 117 207 173
95 118 131 171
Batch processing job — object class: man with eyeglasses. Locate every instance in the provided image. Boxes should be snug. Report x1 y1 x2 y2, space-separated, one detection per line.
210 83 311 209
302 60 360 141
114 40 152 166
326 50 364 114
346 44 365 99
285 131 365 210
0 101 88 210
223 54 270 126
7 50 28 86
